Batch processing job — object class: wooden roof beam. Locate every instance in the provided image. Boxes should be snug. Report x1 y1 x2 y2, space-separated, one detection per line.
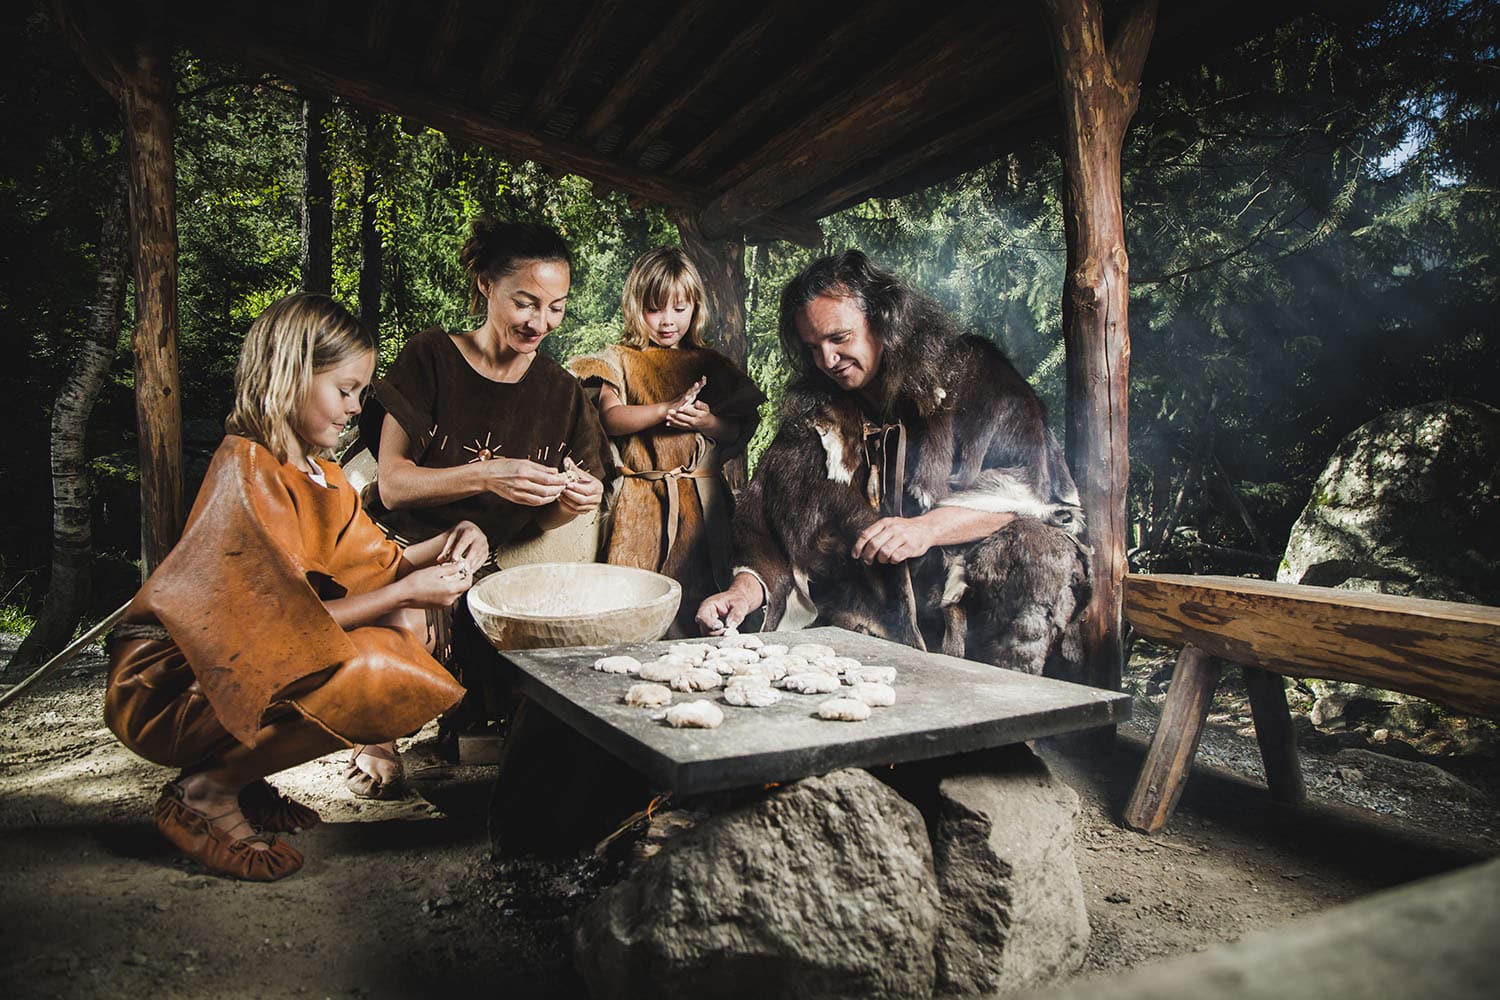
175 23 822 246
364 0 401 67
576 0 735 144
793 82 1054 220
526 0 627 126
698 8 1021 238
422 0 469 85
472 0 542 107
617 1 790 160
665 4 908 180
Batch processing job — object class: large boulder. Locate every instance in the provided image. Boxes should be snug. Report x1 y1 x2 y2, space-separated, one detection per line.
1279 399 1500 605
932 748 1090 997
573 768 942 1000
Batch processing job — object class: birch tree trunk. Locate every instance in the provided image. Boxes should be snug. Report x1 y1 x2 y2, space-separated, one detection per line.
6 163 128 674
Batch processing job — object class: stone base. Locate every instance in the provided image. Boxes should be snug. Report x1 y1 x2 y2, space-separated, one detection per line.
573 747 1089 1000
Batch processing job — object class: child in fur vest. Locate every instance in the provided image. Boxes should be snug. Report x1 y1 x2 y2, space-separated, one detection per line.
569 247 764 636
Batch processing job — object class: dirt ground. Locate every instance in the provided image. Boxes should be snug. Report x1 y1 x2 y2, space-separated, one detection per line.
2 634 1496 1000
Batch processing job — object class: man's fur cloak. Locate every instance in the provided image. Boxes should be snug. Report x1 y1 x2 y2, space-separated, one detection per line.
736 335 1090 676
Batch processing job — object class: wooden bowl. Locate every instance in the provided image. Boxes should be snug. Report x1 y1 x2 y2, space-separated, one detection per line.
466 562 681 651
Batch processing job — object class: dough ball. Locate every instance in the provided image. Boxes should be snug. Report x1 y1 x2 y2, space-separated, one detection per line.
757 644 789 658
664 700 724 729
639 658 688 683
849 682 896 707
592 654 641 675
717 633 764 650
830 656 863 675
723 679 782 708
804 656 841 676
670 666 722 692
623 683 672 708
668 643 714 663
845 665 897 686
778 671 841 695
706 647 759 667
817 697 872 722
789 643 837 661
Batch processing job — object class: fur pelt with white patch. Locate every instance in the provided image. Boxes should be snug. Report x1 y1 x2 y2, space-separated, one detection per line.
735 335 1090 676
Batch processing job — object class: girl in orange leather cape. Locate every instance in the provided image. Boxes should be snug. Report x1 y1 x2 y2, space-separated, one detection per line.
104 293 485 881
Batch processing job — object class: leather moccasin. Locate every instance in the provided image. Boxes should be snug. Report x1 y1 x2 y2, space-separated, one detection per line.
344 743 405 800
153 783 303 882
239 779 321 833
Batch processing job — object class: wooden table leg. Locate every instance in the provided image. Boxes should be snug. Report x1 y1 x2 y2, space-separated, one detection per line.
1123 644 1222 833
1245 666 1306 804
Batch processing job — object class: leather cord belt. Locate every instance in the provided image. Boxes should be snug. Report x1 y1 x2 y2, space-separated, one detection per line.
620 462 715 564
863 419 927 652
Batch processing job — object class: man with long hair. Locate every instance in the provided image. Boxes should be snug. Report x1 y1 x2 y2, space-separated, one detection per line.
696 250 1089 676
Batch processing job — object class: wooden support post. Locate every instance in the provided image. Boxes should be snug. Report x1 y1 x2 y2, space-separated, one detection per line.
672 211 751 493
1244 666 1307 804
1040 0 1158 703
1123 644 1220 833
57 1 184 576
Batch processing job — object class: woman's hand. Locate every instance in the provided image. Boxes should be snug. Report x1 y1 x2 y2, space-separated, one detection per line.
399 561 474 609
557 458 603 516
437 520 489 573
478 457 568 507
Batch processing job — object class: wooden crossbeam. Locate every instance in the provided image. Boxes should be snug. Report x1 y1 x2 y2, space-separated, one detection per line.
422 0 469 85
364 0 401 67
696 6 1021 238
577 0 733 144
665 7 904 180
1124 574 1500 718
617 2 790 159
526 0 627 126
473 0 543 106
792 82 1053 220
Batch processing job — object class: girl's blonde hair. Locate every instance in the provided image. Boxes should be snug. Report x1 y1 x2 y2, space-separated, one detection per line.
226 293 375 462
620 246 709 349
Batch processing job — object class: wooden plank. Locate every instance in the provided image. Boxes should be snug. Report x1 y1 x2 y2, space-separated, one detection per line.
1244 666 1305 804
1124 574 1500 718
615 1 788 158
1123 644 1221 833
697 6 1017 237
421 0 469 85
525 0 627 126
472 0 543 106
578 0 738 144
792 82 1052 221
665 5 907 180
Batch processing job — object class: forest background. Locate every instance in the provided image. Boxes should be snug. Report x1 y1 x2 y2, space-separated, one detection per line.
0 0 1495 672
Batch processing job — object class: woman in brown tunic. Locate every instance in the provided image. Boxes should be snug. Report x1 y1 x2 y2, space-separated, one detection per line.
360 220 609 745
105 294 484 881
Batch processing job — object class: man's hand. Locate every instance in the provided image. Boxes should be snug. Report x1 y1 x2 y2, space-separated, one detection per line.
695 572 764 635
851 516 935 565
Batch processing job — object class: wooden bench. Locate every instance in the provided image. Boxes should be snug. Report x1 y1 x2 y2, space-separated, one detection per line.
1120 573 1500 833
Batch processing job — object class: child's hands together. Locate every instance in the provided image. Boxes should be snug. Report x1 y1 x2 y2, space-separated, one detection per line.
402 560 474 608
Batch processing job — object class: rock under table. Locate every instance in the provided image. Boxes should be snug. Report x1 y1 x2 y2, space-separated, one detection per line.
498 625 1130 795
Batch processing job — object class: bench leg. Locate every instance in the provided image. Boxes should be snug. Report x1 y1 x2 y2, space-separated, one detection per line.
1123 644 1221 833
1245 666 1306 804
